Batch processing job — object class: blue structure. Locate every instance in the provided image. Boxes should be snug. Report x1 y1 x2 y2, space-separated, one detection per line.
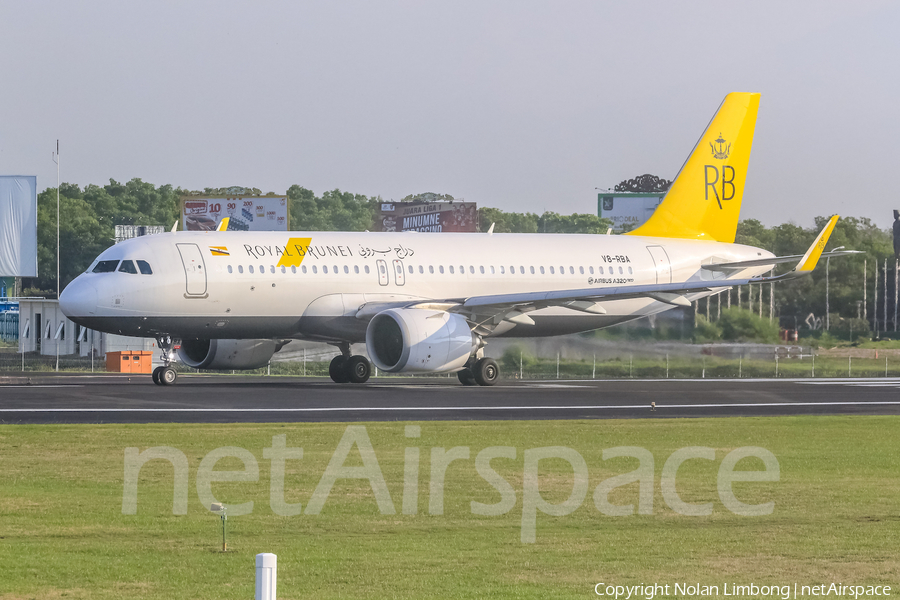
0 310 17 342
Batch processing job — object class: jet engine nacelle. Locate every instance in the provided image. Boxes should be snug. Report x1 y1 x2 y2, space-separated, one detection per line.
366 308 477 373
178 339 279 370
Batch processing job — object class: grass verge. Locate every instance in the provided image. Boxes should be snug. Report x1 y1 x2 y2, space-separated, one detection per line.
0 417 898 599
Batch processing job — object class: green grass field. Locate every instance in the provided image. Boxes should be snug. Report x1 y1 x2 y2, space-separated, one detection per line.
1 417 899 599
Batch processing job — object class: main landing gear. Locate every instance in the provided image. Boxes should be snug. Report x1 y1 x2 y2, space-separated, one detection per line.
152 336 179 386
329 343 371 384
457 357 500 387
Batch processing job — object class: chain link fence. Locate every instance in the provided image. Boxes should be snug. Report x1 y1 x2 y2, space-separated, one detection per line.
3 344 899 380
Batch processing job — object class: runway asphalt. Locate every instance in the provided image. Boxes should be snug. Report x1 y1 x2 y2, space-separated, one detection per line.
1 373 899 423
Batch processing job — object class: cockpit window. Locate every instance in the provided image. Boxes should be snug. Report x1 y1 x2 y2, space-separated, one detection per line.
136 260 153 275
119 260 138 274
92 260 120 273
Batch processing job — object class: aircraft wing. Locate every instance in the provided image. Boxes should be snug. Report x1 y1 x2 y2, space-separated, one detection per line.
354 216 851 334
450 216 845 332
702 249 862 272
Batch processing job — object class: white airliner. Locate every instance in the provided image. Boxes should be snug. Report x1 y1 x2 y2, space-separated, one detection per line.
60 93 853 386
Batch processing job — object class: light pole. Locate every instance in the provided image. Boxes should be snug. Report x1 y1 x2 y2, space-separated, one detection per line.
826 246 845 331
52 141 59 372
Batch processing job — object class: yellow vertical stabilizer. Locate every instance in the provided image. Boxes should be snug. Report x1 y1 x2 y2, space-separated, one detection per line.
627 92 760 242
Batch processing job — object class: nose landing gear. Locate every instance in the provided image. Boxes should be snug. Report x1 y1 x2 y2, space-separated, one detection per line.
152 336 179 386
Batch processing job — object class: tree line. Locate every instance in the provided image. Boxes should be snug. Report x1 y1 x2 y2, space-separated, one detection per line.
28 179 895 332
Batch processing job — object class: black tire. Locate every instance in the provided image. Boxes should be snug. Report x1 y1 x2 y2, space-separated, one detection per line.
329 356 350 383
152 366 162 385
160 367 178 386
345 355 371 383
457 368 477 386
473 357 500 386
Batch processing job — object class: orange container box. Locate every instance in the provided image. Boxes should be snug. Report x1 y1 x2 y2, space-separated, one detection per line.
106 351 153 374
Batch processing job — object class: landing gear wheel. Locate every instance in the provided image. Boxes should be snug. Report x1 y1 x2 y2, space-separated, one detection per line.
329 356 350 383
152 366 163 386
473 357 500 386
346 355 371 384
160 366 178 386
457 368 477 386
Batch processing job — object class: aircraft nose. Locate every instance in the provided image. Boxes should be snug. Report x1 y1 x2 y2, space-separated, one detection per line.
59 277 98 318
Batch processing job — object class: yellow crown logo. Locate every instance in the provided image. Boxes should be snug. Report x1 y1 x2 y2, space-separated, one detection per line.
710 133 731 160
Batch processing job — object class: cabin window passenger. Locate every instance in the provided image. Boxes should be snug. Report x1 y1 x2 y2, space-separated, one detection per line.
550 266 555 275
238 265 244 274
598 267 603 274
355 265 360 274
333 265 338 274
449 266 455 274
459 265 464 274
418 265 423 274
618 266 623 274
429 265 434 274
569 266 574 274
579 266 584 275
92 260 119 273
227 265 233 274
249 266 255 274
292 266 297 274
480 266 485 274
628 266 633 274
312 266 318 274
118 260 138 274
302 266 307 274
589 266 594 274
469 266 474 274
439 266 444 274
268 265 274 274
490 266 495 274
281 266 286 274
345 265 350 274
540 266 545 274
529 266 535 274
137 260 153 275
500 266 505 274
323 266 329 274
364 265 370 274
408 265 413 274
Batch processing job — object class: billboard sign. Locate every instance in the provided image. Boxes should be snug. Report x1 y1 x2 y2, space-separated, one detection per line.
0 176 38 277
597 193 664 232
180 196 289 231
376 201 478 232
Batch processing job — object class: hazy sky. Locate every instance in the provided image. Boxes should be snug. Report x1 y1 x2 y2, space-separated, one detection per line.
1 1 897 227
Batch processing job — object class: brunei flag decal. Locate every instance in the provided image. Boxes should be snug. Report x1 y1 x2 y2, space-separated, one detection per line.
209 246 230 257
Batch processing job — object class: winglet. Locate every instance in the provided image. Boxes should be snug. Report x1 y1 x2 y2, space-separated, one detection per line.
794 215 839 273
216 217 230 232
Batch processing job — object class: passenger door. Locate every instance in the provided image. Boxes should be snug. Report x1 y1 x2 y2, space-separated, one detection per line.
646 245 672 284
177 243 208 297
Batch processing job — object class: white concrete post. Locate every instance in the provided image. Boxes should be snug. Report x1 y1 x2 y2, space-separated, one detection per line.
256 553 277 600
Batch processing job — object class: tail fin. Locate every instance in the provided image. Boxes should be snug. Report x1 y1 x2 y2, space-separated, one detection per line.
627 92 760 242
